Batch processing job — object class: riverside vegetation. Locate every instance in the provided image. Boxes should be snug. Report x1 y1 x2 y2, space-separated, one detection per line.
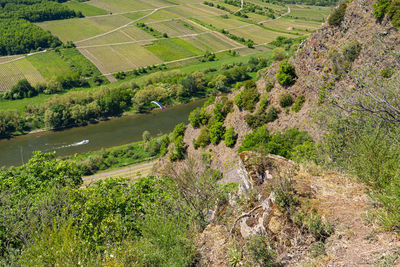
1 0 400 265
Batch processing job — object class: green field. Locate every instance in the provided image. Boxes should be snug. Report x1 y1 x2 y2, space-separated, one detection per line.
27 51 72 79
64 0 108 16
20 0 335 89
145 38 204 61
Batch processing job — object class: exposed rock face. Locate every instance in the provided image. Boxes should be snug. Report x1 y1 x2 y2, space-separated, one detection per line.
196 224 232 267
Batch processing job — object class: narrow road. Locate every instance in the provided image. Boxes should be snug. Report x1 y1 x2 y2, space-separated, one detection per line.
83 161 156 181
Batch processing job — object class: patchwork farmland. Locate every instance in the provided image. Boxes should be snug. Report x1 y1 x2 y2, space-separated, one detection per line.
0 0 332 90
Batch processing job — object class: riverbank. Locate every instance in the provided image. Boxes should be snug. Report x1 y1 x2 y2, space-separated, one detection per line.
0 99 205 167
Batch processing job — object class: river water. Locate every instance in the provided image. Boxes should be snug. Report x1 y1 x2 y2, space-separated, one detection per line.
0 100 204 167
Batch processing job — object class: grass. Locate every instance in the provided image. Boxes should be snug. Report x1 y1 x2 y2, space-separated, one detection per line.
58 48 104 79
145 38 204 61
288 5 332 21
27 51 72 79
64 0 108 16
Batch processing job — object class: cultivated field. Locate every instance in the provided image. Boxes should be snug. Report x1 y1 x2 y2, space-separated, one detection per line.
0 0 332 89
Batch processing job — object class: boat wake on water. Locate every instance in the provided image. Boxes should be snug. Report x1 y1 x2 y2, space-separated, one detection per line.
53 140 89 149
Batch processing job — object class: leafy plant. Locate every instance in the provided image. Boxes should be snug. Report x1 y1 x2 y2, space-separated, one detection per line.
276 60 297 86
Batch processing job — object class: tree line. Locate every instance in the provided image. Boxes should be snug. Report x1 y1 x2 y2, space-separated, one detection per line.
0 55 271 138
0 0 81 55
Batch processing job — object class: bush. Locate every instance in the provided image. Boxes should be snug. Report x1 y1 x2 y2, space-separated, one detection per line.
276 60 297 86
234 80 260 111
265 80 274 92
328 2 347 26
245 235 275 266
292 95 306 113
272 47 287 61
245 111 269 129
169 136 187 161
224 127 238 147
239 127 314 158
4 79 37 100
387 0 400 28
209 120 225 145
279 93 294 108
188 107 210 128
373 0 390 19
172 123 186 141
266 107 279 123
196 127 211 148
342 41 361 62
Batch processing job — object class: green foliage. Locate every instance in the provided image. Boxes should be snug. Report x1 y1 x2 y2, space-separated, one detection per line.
209 120 225 145
245 107 278 129
292 95 306 112
293 209 333 241
239 126 314 159
387 0 400 28
342 41 361 62
172 123 186 141
265 80 274 92
259 93 269 110
381 67 395 78
196 127 211 148
245 235 275 266
169 135 188 161
274 178 299 214
373 0 390 18
4 79 37 100
272 47 288 61
200 51 216 62
279 93 294 108
213 97 233 122
224 126 238 147
276 60 297 86
328 2 347 26
0 18 62 56
234 80 260 111
188 107 210 128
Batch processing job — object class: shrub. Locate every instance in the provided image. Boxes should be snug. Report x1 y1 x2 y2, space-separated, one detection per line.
196 127 211 148
234 80 260 111
5 79 37 100
279 93 294 108
239 127 314 158
259 93 269 110
213 98 233 122
209 120 225 145
276 60 297 86
245 111 268 129
328 2 347 26
172 123 186 141
272 47 287 61
169 136 187 161
387 0 400 28
265 80 274 92
265 107 279 123
224 127 238 147
373 0 390 19
292 95 306 113
245 235 275 266
342 41 361 62
188 107 210 128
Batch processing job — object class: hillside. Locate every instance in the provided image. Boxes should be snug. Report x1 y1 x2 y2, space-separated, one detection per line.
156 0 400 264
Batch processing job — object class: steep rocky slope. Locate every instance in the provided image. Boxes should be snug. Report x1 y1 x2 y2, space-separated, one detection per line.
157 0 400 265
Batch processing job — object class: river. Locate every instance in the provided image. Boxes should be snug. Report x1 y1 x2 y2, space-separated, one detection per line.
0 100 204 167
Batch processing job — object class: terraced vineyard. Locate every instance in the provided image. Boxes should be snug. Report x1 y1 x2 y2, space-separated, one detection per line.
0 0 332 90
35 0 332 76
